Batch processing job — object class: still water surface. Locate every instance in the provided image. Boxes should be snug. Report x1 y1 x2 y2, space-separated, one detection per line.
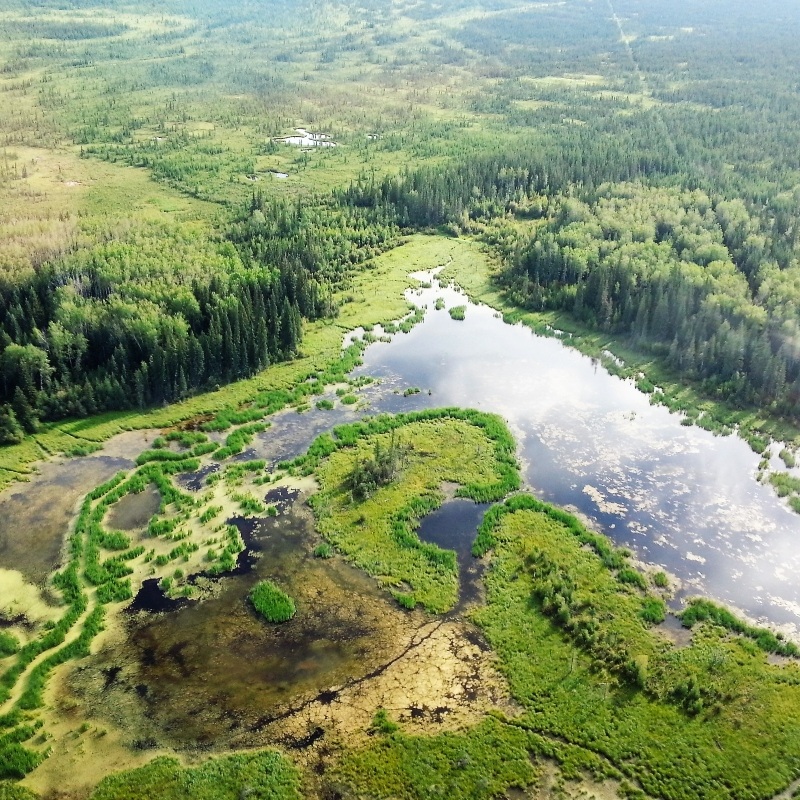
351 273 800 636
3 271 799 639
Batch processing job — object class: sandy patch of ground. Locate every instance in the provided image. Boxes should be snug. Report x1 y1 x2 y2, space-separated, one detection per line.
0 568 61 635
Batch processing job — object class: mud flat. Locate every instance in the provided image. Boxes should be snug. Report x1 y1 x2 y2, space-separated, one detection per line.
29 495 512 795
0 430 152 593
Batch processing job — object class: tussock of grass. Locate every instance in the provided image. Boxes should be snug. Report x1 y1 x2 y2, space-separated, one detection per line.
232 492 265 515
448 304 466 320
0 633 20 658
249 580 296 623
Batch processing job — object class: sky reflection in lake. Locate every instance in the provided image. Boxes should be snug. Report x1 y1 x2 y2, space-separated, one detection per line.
356 275 800 636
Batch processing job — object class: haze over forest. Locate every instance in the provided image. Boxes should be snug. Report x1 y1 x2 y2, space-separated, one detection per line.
2 1 800 798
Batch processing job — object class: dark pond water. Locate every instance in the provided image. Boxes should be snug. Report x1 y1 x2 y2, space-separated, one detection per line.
416 498 490 612
75 496 410 751
349 273 800 637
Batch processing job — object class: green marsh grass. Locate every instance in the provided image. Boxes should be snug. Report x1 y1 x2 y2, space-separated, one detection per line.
89 752 300 800
468 495 800 799
249 580 296 623
448 305 466 321
306 409 519 612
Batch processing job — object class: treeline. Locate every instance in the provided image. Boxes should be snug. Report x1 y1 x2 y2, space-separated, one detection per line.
0 198 398 439
339 134 800 417
340 121 683 228
497 184 800 415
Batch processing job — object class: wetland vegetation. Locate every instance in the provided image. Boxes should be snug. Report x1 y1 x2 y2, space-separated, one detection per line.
3 0 800 796
249 580 296 624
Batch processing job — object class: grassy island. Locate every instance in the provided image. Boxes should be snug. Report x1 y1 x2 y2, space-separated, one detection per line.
302 408 520 613
249 580 296 624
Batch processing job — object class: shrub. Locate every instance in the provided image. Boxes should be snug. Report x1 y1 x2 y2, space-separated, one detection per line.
640 596 666 625
232 492 265 515
0 633 19 658
653 571 669 588
618 568 647 590
369 708 399 735
393 591 416 610
199 505 222 524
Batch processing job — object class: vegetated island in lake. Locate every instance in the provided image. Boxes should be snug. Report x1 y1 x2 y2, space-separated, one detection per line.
249 579 296 623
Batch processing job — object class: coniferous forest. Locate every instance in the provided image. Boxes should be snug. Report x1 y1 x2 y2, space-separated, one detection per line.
1 0 800 435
